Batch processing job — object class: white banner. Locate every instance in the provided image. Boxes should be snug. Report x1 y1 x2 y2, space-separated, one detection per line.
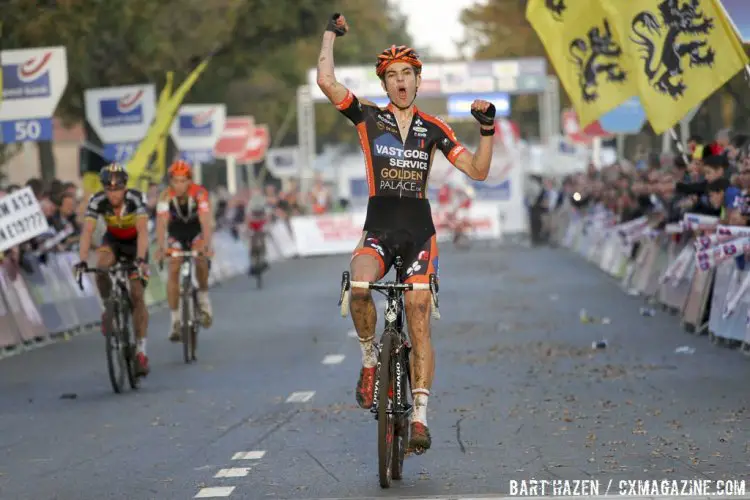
0 187 50 253
170 104 227 153
0 47 68 120
84 84 156 143
290 202 501 257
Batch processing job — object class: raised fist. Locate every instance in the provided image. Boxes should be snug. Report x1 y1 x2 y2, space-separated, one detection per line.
326 13 349 37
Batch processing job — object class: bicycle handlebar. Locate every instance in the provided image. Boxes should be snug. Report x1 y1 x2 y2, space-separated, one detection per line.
158 250 211 271
75 263 141 291
338 271 440 320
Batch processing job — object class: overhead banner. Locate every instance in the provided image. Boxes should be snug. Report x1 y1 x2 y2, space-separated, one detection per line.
447 93 510 119
170 104 226 164
0 46 68 144
306 58 547 100
84 84 156 164
0 187 50 253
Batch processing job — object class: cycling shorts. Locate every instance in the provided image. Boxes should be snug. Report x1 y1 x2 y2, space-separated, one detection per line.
352 230 438 285
167 233 204 255
99 233 149 284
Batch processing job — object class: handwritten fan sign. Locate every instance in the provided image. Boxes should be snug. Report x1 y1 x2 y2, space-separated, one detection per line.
0 187 50 253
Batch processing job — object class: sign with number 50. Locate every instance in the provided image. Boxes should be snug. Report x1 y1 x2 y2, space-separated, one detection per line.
0 46 68 144
1 118 53 143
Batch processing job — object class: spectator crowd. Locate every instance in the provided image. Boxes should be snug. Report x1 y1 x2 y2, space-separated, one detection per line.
529 129 750 243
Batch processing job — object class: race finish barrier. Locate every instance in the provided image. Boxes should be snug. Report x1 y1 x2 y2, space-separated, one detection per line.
0 229 250 356
289 201 503 257
553 208 750 355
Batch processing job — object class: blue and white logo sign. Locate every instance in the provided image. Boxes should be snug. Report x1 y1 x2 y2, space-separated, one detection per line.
0 46 68 144
85 84 156 144
2 52 52 100
447 92 510 119
170 104 226 162
99 91 144 127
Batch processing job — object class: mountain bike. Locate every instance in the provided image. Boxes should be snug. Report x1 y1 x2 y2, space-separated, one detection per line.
76 259 142 394
162 250 206 363
338 256 440 488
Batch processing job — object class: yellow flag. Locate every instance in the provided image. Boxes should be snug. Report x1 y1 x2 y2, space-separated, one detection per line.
147 71 173 188
602 0 749 134
126 56 213 187
526 0 637 128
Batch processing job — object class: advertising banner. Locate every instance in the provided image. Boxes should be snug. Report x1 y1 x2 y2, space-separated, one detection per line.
84 84 156 163
170 104 226 164
0 46 68 143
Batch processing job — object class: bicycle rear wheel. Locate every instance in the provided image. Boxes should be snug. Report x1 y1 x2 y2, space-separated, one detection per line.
377 332 394 488
104 300 126 394
181 285 192 364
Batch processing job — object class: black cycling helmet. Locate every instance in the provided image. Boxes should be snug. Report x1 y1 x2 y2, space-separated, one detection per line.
100 163 128 189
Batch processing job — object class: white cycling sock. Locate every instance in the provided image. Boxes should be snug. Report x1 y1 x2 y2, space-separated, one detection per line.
171 309 180 325
137 338 147 355
197 290 211 312
412 389 429 425
359 335 377 368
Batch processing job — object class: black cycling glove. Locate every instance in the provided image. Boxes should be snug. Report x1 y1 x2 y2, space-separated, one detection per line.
326 13 347 37
471 103 496 126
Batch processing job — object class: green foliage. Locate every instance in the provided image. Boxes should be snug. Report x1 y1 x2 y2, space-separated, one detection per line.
2 0 413 154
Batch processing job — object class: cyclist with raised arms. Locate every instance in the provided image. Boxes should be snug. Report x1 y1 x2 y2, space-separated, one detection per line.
316 13 496 453
154 160 214 341
75 164 152 377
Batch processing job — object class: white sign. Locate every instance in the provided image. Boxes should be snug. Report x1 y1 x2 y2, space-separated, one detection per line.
84 84 156 143
266 147 300 178
0 46 68 120
0 187 50 253
289 203 501 257
170 104 227 153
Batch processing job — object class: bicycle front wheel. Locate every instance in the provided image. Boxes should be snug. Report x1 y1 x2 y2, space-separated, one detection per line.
104 300 126 394
377 333 394 488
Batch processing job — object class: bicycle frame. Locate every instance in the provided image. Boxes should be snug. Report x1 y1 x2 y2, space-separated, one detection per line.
338 258 440 419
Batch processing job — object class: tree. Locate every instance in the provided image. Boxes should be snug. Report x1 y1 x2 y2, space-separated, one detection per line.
2 0 412 177
459 0 569 139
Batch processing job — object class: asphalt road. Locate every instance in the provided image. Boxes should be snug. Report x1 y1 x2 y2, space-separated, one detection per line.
0 243 748 500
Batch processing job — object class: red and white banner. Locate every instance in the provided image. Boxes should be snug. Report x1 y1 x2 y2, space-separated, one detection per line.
289 202 502 257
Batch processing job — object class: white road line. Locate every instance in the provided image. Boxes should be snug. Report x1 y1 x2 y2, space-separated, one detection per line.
231 450 265 460
322 354 345 365
347 329 358 338
194 486 235 498
214 467 250 478
285 390 315 403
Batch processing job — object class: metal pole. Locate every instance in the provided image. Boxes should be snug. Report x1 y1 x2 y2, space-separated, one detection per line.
296 85 316 194
226 156 237 194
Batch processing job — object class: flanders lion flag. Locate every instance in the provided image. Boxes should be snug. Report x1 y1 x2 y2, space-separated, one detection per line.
526 0 637 128
602 0 748 134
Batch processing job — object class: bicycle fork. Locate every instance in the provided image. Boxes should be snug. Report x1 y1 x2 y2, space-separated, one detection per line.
372 337 412 420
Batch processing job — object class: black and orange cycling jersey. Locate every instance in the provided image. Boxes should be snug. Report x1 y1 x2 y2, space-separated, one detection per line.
336 90 467 244
156 183 210 243
85 189 148 240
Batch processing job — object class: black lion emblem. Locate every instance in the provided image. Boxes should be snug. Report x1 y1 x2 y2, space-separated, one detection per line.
568 19 628 103
545 0 566 21
630 0 716 99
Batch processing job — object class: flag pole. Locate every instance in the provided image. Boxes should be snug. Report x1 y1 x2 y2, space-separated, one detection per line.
669 128 690 165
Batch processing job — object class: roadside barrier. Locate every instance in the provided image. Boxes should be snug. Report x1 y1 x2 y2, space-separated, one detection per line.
552 209 750 355
0 229 249 356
